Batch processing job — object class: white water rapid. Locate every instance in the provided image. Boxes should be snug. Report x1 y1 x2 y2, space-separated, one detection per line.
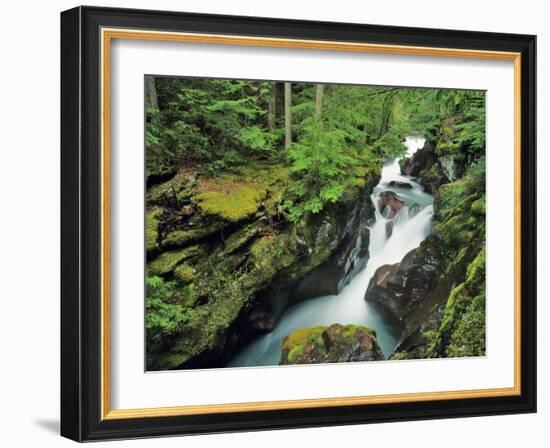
227 137 433 367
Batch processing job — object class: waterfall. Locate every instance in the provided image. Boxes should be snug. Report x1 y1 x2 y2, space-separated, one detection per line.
227 137 433 367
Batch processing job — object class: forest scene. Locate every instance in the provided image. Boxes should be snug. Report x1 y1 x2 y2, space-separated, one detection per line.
144 76 486 370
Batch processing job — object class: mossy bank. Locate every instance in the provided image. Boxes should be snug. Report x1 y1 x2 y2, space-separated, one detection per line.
145 161 380 370
366 114 486 360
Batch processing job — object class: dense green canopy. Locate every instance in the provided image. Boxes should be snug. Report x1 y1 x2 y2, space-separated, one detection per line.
146 78 484 221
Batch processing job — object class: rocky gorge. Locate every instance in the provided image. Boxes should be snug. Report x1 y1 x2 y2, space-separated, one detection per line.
145 160 381 370
365 123 486 360
144 78 487 370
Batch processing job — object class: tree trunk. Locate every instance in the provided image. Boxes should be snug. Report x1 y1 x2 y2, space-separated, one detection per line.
145 76 159 111
284 82 292 149
315 83 325 118
378 93 393 139
275 83 285 121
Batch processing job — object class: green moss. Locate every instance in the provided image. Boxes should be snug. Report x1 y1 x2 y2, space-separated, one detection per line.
436 181 467 217
429 247 486 358
341 324 376 338
442 126 455 137
148 245 202 276
223 224 259 255
354 165 370 178
281 327 326 364
146 169 196 205
438 283 465 337
435 215 474 248
466 247 486 288
163 222 223 248
146 208 163 253
446 292 486 357
240 234 298 292
470 195 486 216
194 186 264 222
436 142 460 153
282 326 326 352
180 283 198 307
390 351 410 361
287 345 304 363
263 187 284 217
281 324 380 364
174 264 195 284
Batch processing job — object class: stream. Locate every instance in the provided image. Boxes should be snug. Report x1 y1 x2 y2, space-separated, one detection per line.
227 137 434 367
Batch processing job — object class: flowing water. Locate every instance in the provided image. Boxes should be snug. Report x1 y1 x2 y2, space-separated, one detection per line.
227 137 433 367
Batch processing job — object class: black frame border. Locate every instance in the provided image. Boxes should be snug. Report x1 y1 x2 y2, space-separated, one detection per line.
61 6 536 442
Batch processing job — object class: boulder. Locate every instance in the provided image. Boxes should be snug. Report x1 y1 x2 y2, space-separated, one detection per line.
378 191 405 219
400 141 438 177
279 324 385 365
399 140 448 194
388 180 413 189
364 237 441 322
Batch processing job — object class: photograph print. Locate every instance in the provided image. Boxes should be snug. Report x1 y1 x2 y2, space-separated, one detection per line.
144 76 486 371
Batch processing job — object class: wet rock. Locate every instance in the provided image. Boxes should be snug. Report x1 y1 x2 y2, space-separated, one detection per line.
388 180 413 189
439 155 459 182
400 140 438 177
385 220 394 238
378 191 405 219
364 237 441 322
279 324 385 365
408 203 421 218
290 175 379 303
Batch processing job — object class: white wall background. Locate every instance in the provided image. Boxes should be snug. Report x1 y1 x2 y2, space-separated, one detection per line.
0 0 546 446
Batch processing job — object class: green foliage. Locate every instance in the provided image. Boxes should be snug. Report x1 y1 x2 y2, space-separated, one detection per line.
425 187 487 359
237 125 278 153
462 156 486 194
400 89 485 155
436 247 486 358
146 77 485 226
285 123 358 220
454 93 486 152
146 276 188 356
284 86 409 221
145 78 278 178
372 133 406 159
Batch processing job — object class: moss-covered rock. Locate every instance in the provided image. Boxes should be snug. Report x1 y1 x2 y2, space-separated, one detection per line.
148 245 203 276
146 169 196 206
163 222 223 248
385 152 486 360
222 223 260 255
470 195 486 216
240 233 299 291
145 162 380 370
430 247 486 357
194 186 265 223
146 208 163 254
174 264 195 284
280 324 384 365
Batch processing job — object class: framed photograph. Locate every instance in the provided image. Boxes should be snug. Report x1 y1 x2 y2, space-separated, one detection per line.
60 6 536 441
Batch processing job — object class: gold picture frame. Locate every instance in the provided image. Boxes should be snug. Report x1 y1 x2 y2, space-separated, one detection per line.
61 6 536 441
